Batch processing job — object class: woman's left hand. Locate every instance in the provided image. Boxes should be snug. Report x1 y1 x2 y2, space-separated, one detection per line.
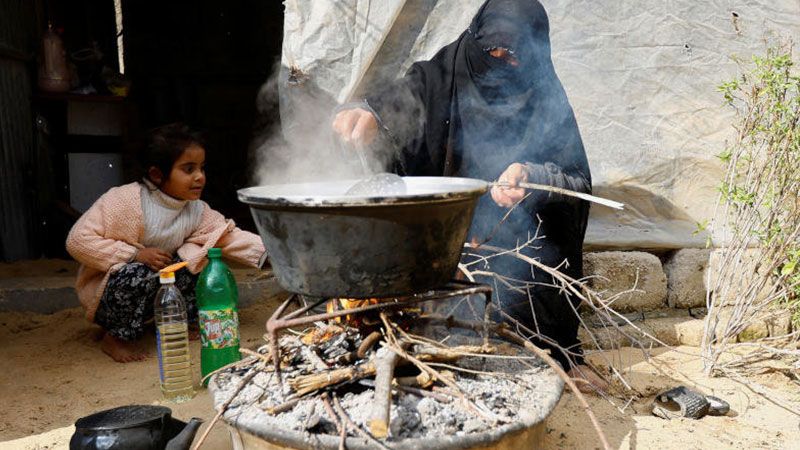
491 163 528 207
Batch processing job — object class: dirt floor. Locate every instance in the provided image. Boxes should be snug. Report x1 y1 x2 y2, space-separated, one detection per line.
2 300 799 449
0 301 280 450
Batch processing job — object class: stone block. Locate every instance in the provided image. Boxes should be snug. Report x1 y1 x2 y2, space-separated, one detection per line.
737 322 769 342
706 307 778 343
766 311 793 337
583 251 667 313
647 315 706 347
664 248 710 309
578 323 640 350
580 305 794 350
707 248 772 306
580 310 707 349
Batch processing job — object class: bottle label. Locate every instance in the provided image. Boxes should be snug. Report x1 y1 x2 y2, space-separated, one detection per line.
199 309 240 349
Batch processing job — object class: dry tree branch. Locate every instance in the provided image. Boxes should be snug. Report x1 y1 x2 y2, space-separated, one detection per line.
193 368 261 450
320 393 347 450
369 346 402 438
703 44 800 375
459 230 734 413
419 314 612 450
378 313 500 423
462 239 680 388
239 348 273 365
332 393 394 450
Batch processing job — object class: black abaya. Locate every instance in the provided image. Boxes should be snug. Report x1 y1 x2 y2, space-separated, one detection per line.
365 0 591 369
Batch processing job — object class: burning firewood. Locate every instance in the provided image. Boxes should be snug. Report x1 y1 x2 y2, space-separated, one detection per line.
287 343 473 397
300 323 345 345
290 359 379 397
414 344 489 361
334 330 381 365
368 346 402 438
378 313 502 424
226 280 616 448
300 346 329 371
395 384 452 403
396 371 432 388
326 297 382 325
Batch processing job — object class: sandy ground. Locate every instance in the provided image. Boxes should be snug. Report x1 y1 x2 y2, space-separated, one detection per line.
2 301 799 449
0 298 282 450
546 348 800 449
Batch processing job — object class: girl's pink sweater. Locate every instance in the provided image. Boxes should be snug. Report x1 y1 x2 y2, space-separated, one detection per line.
66 182 265 321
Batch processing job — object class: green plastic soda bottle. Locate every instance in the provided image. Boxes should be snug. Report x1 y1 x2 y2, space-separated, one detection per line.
196 248 240 385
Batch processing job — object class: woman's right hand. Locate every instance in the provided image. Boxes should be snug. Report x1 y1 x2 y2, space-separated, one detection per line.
332 108 378 147
135 248 172 271
491 163 529 207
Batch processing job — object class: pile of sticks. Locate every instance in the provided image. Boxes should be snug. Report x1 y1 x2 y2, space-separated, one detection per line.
193 301 611 450
266 311 504 441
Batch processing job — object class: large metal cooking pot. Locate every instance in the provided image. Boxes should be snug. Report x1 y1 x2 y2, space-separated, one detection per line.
238 177 489 298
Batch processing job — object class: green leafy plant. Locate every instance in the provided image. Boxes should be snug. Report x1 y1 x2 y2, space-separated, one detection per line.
703 44 800 374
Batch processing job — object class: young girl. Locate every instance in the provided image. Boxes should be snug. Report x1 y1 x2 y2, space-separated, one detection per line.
66 123 266 363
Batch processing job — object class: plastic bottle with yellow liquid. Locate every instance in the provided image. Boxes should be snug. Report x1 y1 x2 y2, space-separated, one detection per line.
154 262 195 402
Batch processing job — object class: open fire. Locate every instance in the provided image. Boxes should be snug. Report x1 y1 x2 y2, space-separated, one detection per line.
208 282 564 449
324 297 383 327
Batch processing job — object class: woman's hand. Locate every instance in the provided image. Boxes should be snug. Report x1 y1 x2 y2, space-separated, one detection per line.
332 108 378 147
135 248 172 271
491 163 528 207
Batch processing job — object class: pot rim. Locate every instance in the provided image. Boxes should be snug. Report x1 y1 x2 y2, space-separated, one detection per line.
238 176 489 208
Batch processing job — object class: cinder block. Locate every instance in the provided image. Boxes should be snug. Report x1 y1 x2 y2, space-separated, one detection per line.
0 285 79 314
583 251 667 313
664 249 710 309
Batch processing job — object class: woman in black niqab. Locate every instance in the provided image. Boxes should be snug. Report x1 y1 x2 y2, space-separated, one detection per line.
333 0 594 379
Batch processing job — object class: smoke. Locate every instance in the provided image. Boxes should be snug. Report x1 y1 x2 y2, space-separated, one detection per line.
250 63 400 187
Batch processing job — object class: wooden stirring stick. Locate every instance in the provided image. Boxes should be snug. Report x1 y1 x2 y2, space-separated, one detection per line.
493 181 625 210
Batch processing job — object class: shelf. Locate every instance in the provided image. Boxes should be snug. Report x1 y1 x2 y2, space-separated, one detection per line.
33 91 127 103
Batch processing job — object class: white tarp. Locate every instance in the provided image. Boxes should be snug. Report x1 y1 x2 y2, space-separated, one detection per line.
278 0 800 249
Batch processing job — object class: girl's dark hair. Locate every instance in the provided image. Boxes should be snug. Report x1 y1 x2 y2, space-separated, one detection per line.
139 123 206 182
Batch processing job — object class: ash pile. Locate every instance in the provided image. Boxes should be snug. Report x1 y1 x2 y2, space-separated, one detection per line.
209 297 563 449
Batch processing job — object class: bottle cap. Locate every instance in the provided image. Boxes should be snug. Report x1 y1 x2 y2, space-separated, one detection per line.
159 261 188 284
159 272 175 284
208 248 222 258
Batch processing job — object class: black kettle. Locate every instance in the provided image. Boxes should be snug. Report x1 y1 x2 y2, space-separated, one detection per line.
69 405 203 450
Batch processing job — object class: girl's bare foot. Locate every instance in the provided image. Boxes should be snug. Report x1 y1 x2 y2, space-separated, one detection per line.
567 365 609 394
100 333 148 362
